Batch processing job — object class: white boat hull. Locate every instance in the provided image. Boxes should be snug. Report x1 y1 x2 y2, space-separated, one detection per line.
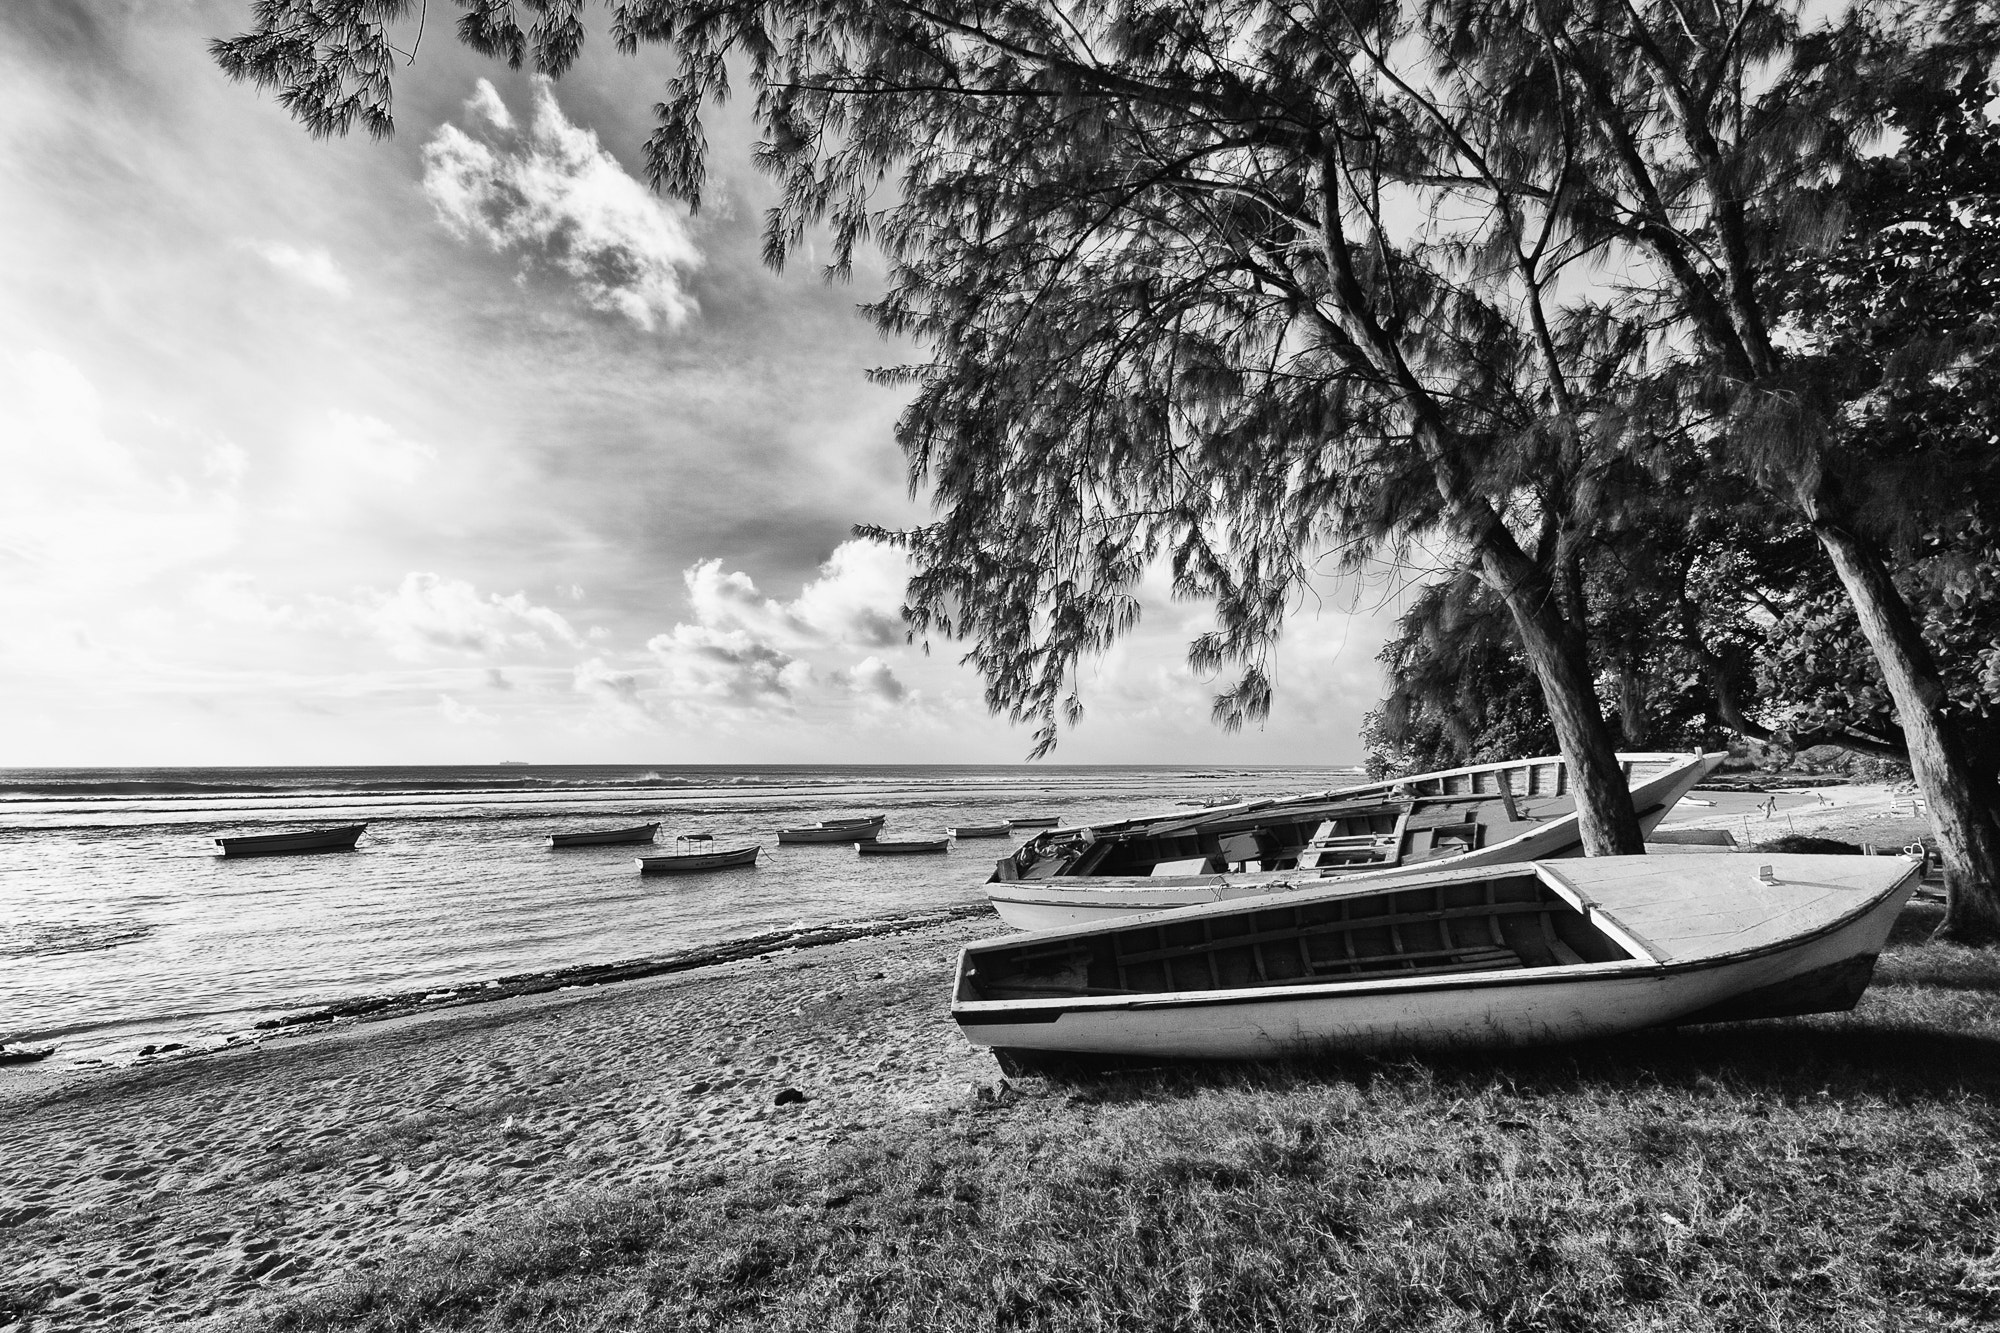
987 753 1718 931
956 861 1916 1061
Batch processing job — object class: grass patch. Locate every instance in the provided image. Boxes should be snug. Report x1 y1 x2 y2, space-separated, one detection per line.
226 931 2000 1333
1752 835 1865 854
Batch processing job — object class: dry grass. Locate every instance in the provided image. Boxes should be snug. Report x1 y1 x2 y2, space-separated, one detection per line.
203 905 2000 1333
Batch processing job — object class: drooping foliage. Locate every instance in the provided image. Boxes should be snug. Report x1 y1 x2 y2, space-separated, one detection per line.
214 3 2000 905
1360 576 1558 777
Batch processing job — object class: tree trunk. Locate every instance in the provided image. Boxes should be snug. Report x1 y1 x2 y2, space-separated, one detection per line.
1814 521 2000 944
1478 547 1646 856
1617 660 1649 747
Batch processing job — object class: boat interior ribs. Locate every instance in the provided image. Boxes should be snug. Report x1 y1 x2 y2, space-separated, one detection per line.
983 752 1724 932
954 854 1923 1062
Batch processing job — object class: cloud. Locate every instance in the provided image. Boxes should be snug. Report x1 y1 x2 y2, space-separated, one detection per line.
368 573 584 660
466 79 514 131
572 656 656 728
646 623 812 710
842 655 908 703
243 239 351 297
0 348 238 599
640 540 915 713
437 693 495 725
422 78 701 331
681 540 911 652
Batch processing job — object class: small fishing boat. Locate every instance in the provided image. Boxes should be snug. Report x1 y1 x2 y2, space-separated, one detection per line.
547 822 660 848
858 838 950 855
1645 828 1738 853
950 824 1014 839
636 835 760 874
1006 816 1062 829
215 824 367 858
0 1044 55 1066
953 854 1921 1063
985 752 1722 930
777 815 887 844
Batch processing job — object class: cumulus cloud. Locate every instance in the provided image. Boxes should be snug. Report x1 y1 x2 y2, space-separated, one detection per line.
641 540 915 713
841 655 908 703
681 540 912 652
646 623 813 710
368 573 584 660
422 77 701 331
244 239 351 297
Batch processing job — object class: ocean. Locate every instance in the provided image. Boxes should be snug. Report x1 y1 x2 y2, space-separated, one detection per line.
0 763 1363 1063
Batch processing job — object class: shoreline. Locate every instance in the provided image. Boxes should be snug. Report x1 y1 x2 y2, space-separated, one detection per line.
2 915 1009 1329
3 903 997 1093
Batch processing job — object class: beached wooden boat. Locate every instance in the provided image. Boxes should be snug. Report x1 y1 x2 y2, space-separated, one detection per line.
954 854 1921 1062
950 824 1014 839
636 835 760 874
777 815 887 844
858 838 950 855
547 822 660 848
1645 828 1739 854
214 824 366 858
1006 816 1062 829
985 752 1722 931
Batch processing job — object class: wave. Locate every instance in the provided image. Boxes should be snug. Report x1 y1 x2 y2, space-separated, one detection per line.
0 919 154 960
0 769 859 801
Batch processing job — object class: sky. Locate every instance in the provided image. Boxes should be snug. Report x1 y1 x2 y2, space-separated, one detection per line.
0 0 1402 767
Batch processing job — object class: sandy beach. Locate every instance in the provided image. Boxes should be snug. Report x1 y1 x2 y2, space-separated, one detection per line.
1 916 1004 1331
0 777 1949 1331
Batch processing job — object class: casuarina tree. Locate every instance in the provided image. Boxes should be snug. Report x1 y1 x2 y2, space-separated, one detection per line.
218 0 1690 852
1469 0 2000 940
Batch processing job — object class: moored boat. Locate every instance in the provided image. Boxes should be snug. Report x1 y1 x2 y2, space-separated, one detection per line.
778 815 887 844
1006 816 1061 829
548 822 660 848
636 835 760 874
215 825 367 858
953 853 1921 1063
985 752 1722 930
950 824 1013 839
858 838 950 855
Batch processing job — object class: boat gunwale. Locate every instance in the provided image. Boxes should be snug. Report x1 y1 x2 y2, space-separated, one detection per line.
994 752 1721 887
952 859 1920 1022
988 780 1678 906
634 845 760 872
547 822 662 845
1028 751 1714 842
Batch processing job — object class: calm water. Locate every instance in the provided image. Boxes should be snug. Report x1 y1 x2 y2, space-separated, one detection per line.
0 763 1361 1062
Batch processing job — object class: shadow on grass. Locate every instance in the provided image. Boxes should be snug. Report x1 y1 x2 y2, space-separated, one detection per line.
1019 1004 2000 1108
